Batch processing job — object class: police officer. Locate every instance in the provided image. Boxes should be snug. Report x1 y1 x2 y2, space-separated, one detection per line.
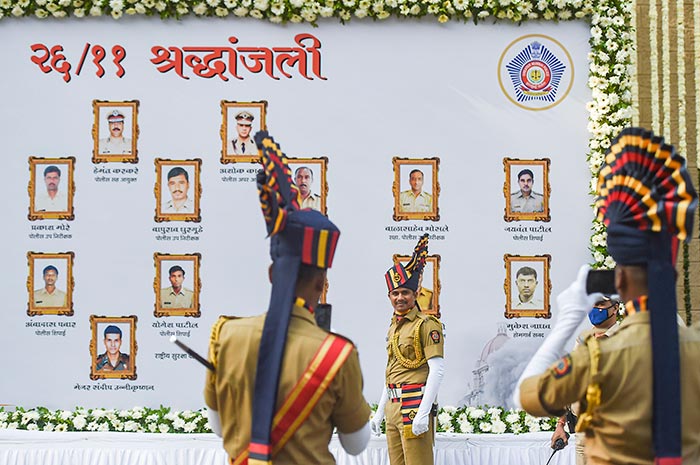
370 234 445 465
510 168 544 213
205 132 371 465
160 265 194 309
33 265 67 308
98 110 132 155
229 111 258 156
515 128 700 464
399 169 432 213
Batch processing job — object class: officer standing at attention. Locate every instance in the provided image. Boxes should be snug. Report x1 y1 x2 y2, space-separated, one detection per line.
370 234 445 465
204 132 371 465
514 127 700 464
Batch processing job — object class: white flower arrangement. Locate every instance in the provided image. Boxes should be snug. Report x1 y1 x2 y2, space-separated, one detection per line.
1 405 558 435
0 406 211 433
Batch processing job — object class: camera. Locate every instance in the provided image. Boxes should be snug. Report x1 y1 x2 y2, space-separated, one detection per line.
585 269 616 295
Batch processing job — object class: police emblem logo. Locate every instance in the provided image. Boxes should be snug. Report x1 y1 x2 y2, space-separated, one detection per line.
408 410 416 420
392 272 402 283
429 329 441 343
498 34 574 111
551 354 573 379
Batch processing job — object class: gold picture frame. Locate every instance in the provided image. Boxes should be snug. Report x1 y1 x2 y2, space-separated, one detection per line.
392 157 440 221
154 158 202 222
92 100 139 164
287 157 329 215
503 158 551 222
26 252 74 317
154 253 202 318
220 100 268 164
89 315 138 380
393 254 442 318
504 254 552 319
27 157 75 221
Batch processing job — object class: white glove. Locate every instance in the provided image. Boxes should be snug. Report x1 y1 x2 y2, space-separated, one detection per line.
412 356 444 436
370 387 388 436
512 265 601 408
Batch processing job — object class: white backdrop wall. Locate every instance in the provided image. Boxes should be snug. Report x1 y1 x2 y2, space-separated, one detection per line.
0 18 593 409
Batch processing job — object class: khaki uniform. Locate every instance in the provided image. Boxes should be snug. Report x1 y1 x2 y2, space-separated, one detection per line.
98 137 132 154
95 352 130 371
163 198 194 214
300 192 321 211
229 138 258 156
521 301 700 465
384 306 444 465
204 304 370 465
160 286 194 308
510 191 544 213
33 287 67 307
399 190 432 213
512 296 544 310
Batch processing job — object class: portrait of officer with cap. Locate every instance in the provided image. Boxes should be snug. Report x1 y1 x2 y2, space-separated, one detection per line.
514 127 700 464
370 234 445 465
205 131 371 464
98 109 133 155
228 110 259 156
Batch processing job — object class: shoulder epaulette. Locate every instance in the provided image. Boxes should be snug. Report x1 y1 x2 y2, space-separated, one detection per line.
208 315 238 369
329 331 357 348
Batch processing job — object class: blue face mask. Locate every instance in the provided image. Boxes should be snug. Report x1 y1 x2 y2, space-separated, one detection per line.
588 306 614 326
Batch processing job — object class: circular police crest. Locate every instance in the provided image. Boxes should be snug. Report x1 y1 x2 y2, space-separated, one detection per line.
497 34 574 111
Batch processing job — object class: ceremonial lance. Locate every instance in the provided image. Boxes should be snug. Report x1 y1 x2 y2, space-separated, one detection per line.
170 335 214 371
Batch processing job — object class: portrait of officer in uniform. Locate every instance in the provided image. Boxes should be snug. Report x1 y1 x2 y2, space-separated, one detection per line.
154 253 200 317
163 167 194 214
90 315 137 380
515 128 700 465
228 111 258 156
33 265 67 308
34 165 68 213
27 252 74 316
160 265 194 309
95 325 130 372
205 132 371 464
400 169 432 213
98 110 132 155
294 166 320 211
504 255 551 318
393 157 440 221
92 100 139 163
503 158 550 222
371 234 445 465
154 159 202 222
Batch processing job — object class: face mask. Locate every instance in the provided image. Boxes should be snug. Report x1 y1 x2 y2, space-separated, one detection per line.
588 306 613 326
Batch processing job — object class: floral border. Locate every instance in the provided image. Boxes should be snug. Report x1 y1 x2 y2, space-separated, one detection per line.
1 1 631 262
0 0 633 426
0 405 557 434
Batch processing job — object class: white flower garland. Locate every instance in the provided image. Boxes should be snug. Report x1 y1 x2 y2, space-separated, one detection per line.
0 405 557 434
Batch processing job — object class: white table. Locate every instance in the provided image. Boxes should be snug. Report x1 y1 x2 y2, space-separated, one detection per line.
0 430 576 465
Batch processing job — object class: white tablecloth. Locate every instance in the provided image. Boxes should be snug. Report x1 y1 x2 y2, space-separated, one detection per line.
0 430 576 465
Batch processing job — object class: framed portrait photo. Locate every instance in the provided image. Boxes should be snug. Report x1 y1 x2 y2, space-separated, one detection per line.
92 100 139 164
393 254 442 318
288 157 328 215
27 157 75 221
27 251 74 317
154 158 202 222
154 253 201 318
89 315 138 380
392 157 440 221
503 158 551 222
504 254 552 319
220 100 267 164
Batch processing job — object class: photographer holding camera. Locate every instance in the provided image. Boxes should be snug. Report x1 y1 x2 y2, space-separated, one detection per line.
513 128 700 465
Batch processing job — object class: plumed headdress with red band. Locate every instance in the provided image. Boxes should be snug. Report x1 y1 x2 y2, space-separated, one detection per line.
385 234 429 293
594 127 697 464
249 131 340 465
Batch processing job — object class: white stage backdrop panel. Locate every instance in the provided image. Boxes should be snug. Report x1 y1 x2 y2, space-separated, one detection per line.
0 18 592 409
